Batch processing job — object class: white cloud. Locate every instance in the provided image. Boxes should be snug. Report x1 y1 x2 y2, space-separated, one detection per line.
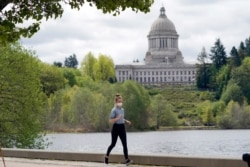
21 0 250 65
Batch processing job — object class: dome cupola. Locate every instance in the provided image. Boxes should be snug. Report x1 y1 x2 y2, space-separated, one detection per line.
149 7 177 35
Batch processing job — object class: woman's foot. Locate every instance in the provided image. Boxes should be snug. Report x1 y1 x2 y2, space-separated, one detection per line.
104 156 109 164
125 159 132 166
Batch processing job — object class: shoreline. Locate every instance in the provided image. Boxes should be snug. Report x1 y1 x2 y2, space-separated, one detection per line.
45 126 218 133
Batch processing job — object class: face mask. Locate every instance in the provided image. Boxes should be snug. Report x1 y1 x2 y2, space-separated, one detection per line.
116 103 123 107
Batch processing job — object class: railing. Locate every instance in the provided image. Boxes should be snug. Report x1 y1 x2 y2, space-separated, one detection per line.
1 148 248 167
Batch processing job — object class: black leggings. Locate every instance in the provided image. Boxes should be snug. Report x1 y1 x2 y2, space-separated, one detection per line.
106 123 128 159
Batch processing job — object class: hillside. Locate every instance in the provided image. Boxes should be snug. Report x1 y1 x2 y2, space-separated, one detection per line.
151 86 215 126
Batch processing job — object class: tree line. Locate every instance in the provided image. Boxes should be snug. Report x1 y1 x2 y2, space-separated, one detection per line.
195 36 250 128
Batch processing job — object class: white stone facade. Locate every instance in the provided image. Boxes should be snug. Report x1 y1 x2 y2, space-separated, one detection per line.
115 7 197 85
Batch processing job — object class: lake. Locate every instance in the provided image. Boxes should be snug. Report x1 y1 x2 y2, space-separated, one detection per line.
46 129 250 158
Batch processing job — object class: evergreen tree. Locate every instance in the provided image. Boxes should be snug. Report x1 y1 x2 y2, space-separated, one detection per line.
245 36 250 56
230 46 241 67
196 47 210 89
209 38 227 70
238 41 246 60
53 61 63 67
64 54 78 68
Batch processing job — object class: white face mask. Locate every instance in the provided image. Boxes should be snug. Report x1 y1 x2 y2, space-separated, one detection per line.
116 103 123 107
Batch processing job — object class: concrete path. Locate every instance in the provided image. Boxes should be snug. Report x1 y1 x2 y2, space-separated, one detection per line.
1 157 165 167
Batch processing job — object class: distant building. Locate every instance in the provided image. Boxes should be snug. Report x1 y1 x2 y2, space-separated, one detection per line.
115 7 197 85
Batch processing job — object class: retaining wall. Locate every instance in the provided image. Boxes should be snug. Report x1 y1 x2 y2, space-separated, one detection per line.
1 148 247 167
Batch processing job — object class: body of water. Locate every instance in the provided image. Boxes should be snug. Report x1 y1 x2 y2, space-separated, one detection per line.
46 130 250 158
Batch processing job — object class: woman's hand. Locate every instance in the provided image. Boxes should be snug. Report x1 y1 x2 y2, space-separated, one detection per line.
125 119 131 125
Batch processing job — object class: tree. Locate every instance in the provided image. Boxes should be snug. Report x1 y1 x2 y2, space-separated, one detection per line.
53 61 63 67
94 54 115 82
39 63 65 96
209 38 227 70
62 68 81 87
232 57 250 103
120 80 151 130
215 65 231 99
197 47 208 64
80 52 97 80
0 0 153 43
196 47 210 89
220 79 244 105
245 36 250 56
202 106 214 126
64 54 78 68
0 43 47 148
151 94 177 128
238 41 247 60
230 46 241 67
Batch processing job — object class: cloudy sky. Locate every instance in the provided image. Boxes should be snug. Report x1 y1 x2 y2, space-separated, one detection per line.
21 0 250 65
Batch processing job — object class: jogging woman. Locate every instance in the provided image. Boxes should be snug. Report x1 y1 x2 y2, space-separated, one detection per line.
105 93 132 165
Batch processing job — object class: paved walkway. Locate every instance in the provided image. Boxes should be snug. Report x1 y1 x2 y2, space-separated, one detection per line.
1 157 166 167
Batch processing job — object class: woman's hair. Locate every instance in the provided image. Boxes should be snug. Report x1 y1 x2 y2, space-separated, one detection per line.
114 93 122 103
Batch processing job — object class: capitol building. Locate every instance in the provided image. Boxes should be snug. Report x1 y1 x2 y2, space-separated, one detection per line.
115 7 197 85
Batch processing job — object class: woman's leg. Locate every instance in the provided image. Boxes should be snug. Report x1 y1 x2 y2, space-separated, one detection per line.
106 124 119 157
118 124 128 160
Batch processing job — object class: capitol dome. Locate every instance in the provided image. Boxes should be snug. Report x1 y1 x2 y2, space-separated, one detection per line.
145 6 183 65
149 7 177 35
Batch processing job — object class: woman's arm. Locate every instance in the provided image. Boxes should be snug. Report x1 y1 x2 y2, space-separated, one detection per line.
109 114 122 124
